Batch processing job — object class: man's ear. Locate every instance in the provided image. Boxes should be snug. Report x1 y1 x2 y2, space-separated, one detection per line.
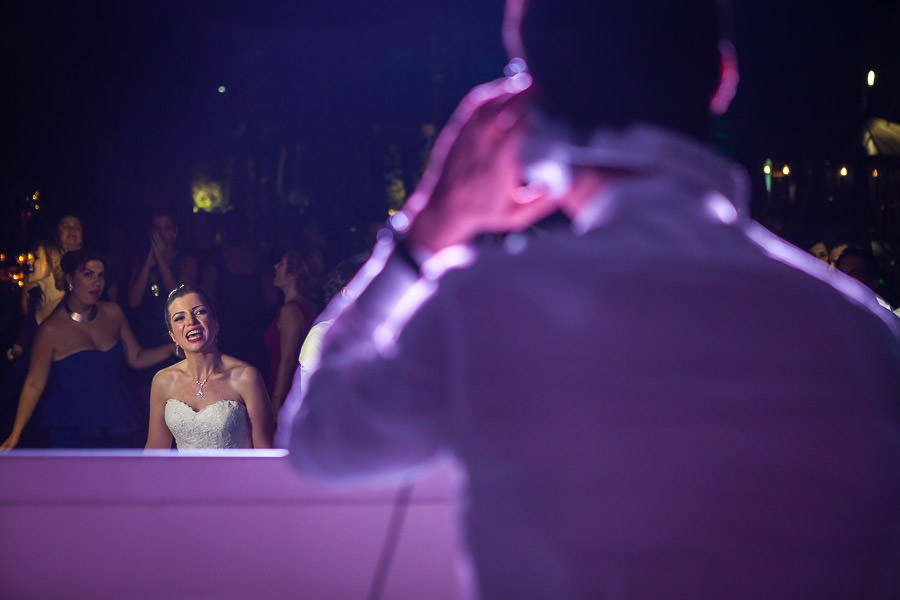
710 41 739 116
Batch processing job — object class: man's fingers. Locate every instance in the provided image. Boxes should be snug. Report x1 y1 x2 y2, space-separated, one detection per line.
470 81 530 125
423 80 518 183
454 74 532 130
487 95 532 147
404 75 533 218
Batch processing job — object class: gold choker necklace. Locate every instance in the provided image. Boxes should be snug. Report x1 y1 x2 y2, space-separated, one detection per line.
64 303 98 323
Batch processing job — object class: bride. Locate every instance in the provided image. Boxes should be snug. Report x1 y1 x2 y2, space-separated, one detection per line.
145 285 274 449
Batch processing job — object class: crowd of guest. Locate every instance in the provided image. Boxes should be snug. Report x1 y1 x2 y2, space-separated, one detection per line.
1 207 899 450
0 209 368 450
804 236 900 316
1 247 173 449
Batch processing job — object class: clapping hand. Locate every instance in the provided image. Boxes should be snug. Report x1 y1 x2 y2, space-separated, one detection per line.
150 231 166 263
142 232 166 271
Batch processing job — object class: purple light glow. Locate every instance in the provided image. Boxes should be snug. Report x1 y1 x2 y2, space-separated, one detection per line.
0 452 460 599
704 191 738 224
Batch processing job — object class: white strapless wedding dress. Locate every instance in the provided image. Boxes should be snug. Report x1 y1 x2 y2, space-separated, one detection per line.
165 399 253 449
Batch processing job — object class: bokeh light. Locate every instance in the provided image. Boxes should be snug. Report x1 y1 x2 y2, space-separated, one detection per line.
192 179 230 213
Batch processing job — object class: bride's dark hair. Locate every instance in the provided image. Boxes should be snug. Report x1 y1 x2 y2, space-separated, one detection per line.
164 284 217 332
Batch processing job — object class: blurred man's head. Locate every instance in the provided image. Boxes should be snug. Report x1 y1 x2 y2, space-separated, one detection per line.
835 246 880 291
504 0 733 141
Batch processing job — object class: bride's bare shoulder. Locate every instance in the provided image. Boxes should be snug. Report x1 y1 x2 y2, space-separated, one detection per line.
221 354 251 371
152 361 187 388
221 355 263 383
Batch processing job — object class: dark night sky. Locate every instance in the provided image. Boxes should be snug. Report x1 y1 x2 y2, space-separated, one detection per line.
2 0 899 237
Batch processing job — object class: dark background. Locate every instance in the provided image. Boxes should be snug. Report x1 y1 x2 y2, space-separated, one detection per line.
2 0 899 249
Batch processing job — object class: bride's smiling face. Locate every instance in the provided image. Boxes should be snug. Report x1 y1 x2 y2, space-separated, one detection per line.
167 293 219 352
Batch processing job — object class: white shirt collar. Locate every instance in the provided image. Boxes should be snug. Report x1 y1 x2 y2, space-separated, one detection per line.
557 124 750 234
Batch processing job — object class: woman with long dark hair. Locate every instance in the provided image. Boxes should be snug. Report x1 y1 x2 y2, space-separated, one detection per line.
264 249 315 417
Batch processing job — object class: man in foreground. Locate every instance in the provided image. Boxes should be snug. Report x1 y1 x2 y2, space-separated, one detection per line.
281 1 900 597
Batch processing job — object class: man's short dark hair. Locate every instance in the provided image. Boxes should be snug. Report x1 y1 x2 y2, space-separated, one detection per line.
519 0 728 140
836 246 880 283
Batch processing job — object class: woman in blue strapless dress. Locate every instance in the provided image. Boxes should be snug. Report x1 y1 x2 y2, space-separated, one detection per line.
144 285 274 450
0 249 175 449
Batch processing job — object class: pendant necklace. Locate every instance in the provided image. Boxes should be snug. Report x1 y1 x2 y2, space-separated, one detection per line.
64 303 98 323
195 376 209 398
